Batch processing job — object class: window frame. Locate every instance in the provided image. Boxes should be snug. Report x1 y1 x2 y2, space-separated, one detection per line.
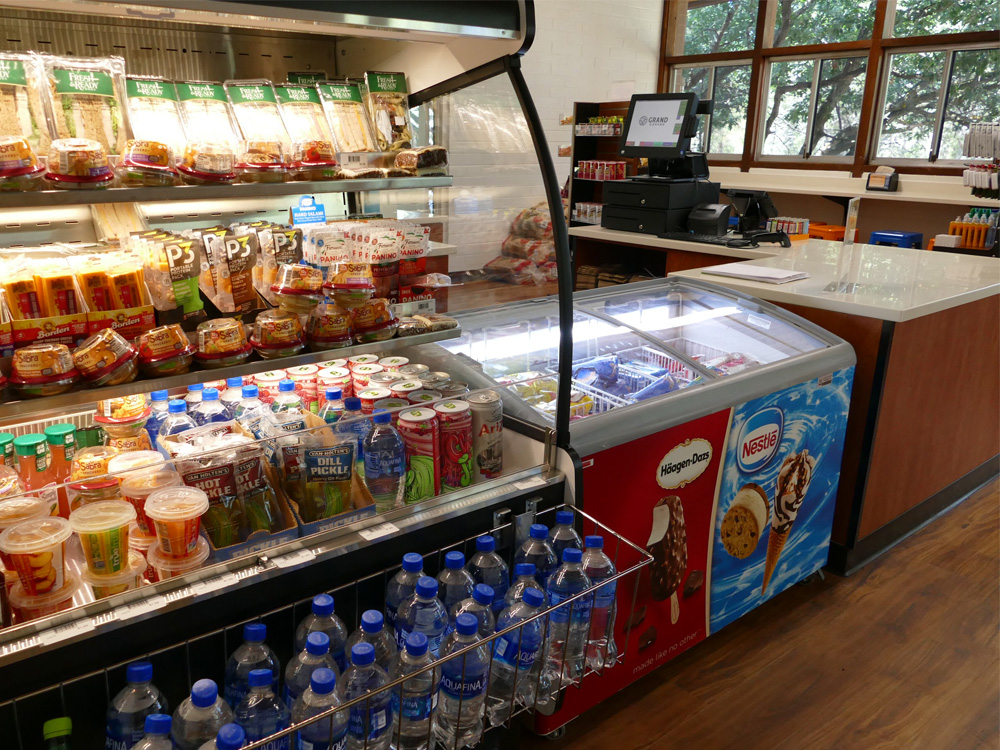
669 59 753 158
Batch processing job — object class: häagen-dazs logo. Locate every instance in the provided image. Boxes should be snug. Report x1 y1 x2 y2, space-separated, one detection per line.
656 438 712 490
736 407 783 474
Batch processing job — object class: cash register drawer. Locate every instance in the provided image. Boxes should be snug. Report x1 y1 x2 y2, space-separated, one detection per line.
600 206 688 235
604 180 719 210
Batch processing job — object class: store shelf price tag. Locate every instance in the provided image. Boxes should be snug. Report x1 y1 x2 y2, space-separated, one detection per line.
191 573 239 596
273 549 316 569
358 521 399 542
38 618 95 646
117 596 167 620
513 476 546 490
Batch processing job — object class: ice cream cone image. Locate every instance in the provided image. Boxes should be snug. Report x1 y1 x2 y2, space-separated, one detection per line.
762 450 816 593
647 495 687 624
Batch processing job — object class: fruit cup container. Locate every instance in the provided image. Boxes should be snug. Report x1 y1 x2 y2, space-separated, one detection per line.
120 470 182 537
128 524 159 583
69 500 137 576
147 535 210 579
0 496 49 569
144 486 210 558
0 516 73 596
81 550 146 599
9 572 80 622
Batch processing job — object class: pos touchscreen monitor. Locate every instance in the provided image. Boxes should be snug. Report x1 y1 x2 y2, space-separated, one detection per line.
619 93 698 160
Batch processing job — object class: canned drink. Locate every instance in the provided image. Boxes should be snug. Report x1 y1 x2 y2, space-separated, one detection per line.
420 371 451 388
369 371 403 387
255 370 286 404
398 364 429 379
467 390 503 482
348 354 381 370
373 398 410 425
378 356 409 373
318 366 352 399
438 382 469 397
390 380 423 399
286 364 320 412
357 387 392 414
351 363 384 392
397 407 440 503
407 389 442 405
434 400 473 492
317 358 348 369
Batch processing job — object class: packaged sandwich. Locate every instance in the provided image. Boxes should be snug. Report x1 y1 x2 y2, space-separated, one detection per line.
224 80 292 152
41 54 130 156
318 82 378 153
0 52 51 154
364 72 412 151
176 81 240 148
277 84 333 142
125 76 186 154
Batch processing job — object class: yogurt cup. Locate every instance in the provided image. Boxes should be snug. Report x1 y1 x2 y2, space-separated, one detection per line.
144 486 210 558
147 535 210 579
120 470 182 536
9 572 80 622
0 497 49 568
0 516 73 595
68 500 137 576
81 551 146 599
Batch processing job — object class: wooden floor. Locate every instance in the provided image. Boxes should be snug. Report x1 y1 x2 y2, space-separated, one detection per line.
519 479 1000 750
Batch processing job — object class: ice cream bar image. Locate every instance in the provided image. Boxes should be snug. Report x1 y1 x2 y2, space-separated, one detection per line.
721 483 771 560
647 495 687 623
762 450 816 593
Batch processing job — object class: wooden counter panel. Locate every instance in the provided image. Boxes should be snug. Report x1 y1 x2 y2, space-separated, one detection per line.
859 294 1000 538
665 249 744 273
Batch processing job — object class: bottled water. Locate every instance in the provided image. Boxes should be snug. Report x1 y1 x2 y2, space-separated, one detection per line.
318 388 344 424
434 614 490 749
131 713 172 750
105 660 169 750
386 553 424 633
197 723 245 750
548 511 583 561
172 679 234 750
224 623 281 708
334 398 370 471
234 385 269 438
582 535 618 671
466 535 509 613
291 667 348 750
486 587 547 726
394 576 447 657
544 548 592 686
505 564 548 608
145 390 170 445
221 377 245 418
337 643 392 750
186 383 204 406
388 632 438 750
449 584 495 638
295 594 349 673
194 388 230 425
272 379 304 413
436 551 475 612
285 632 339 706
363 411 405 513
346 610 397 673
514 524 557 588
159 399 197 439
234 669 290 749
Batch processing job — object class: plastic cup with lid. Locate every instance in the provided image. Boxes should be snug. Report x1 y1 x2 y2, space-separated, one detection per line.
143 486 210 558
0 496 48 568
0 516 73 596
68 500 137 576
9 571 80 622
120 470 182 537
81 550 146 599
147 535 210 579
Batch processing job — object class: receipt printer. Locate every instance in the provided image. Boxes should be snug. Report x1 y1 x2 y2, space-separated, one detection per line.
687 203 731 236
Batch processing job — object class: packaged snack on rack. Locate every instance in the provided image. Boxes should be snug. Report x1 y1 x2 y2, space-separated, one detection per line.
271 263 324 314
44 138 114 189
277 84 334 141
307 297 353 350
0 136 45 191
117 139 177 187
411 313 458 332
317 81 378 153
364 72 412 151
176 80 241 149
289 139 340 180
124 76 186 154
235 139 289 183
225 79 291 150
40 53 130 156
194 317 251 368
206 228 261 313
250 309 305 359
0 52 51 154
324 262 375 308
393 146 448 176
139 233 203 317
179 140 237 184
95 394 149 424
351 298 398 344
73 327 138 386
293 417 359 523
396 317 428 337
32 262 83 318
136 323 196 375
9 343 79 397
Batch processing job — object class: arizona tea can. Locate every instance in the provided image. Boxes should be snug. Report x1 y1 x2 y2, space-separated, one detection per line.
434 400 473 492
467 390 503 482
397 407 440 504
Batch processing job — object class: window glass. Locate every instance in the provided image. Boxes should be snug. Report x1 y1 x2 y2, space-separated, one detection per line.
710 65 751 154
761 60 814 156
876 51 947 159
673 66 710 151
892 0 999 37
810 57 867 157
684 0 758 55
772 0 876 46
939 48 1000 160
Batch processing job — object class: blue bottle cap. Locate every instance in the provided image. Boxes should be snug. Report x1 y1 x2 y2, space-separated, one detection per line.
312 593 335 616
311 667 337 695
473 584 494 606
306 631 330 656
344 397 361 411
515 563 536 576
215 724 247 750
523 588 545 607
455 613 478 636
562 548 582 563
242 385 259 398
244 622 266 642
187 383 203 393
325 388 342 400
402 552 423 573
167 399 186 414
144 713 171 735
150 389 169 402
529 524 548 540
126 660 153 684
444 550 465 569
406 631 429 656
585 535 604 549
475 535 495 552
226 377 243 388
556 510 574 526
190 679 218 708
361 609 384 633
203 388 219 401
416 576 438 598
248 668 273 688
351 641 375 666
372 409 391 424
279 379 296 392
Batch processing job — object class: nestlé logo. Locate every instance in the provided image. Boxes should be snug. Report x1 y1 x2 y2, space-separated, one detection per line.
736 407 783 474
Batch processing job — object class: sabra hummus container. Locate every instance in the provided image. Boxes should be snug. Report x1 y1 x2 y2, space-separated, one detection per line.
9 572 80 622
0 516 73 596
68 445 120 511
272 263 324 315
307 298 353 350
250 309 305 359
117 139 178 187
236 139 289 183
136 324 195 375
81 550 145 599
290 139 340 181
0 136 45 191
324 262 375 308
95 394 150 424
73 328 138 387
194 317 251 368
350 298 398 344
44 138 114 189
10 343 80 398
178 140 237 184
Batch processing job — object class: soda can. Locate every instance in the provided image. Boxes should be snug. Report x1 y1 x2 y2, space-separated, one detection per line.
317 358 348 369
351 363 384 392
254 370 286 405
398 363 429 379
434 400 473 492
467 390 503 482
373 398 410 425
378 356 409 373
390 380 424 399
397 407 440 503
369 371 403 387
318 366 352 399
419 371 451 388
357 387 392 415
407 389 442 405
348 354 381 371
438 381 469 397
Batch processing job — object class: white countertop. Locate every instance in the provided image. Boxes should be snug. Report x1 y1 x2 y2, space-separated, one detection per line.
671 240 1000 322
569 224 791 260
